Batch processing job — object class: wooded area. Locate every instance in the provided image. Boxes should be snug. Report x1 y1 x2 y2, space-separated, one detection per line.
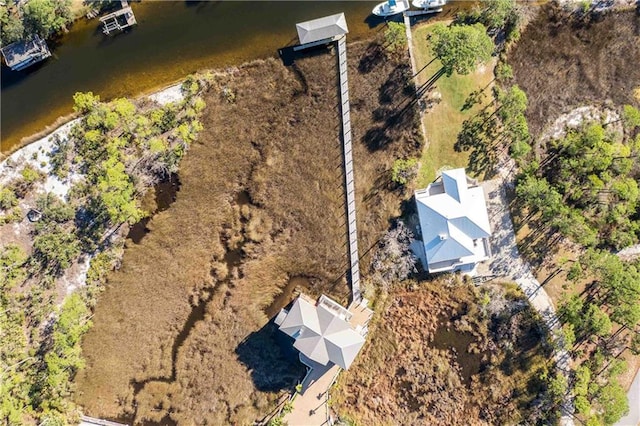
0 76 207 424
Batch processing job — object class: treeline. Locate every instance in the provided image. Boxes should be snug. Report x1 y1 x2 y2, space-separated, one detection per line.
0 75 208 424
503 69 640 426
515 107 640 250
0 0 73 46
557 249 640 424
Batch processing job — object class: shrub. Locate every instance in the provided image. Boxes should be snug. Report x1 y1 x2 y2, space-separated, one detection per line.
383 22 407 56
371 220 417 288
0 187 18 210
391 158 418 186
21 164 42 185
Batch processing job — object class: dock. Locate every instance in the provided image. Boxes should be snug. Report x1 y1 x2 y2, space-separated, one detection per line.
79 415 127 426
404 7 443 16
99 0 137 35
292 13 360 303
0 36 51 71
336 35 361 302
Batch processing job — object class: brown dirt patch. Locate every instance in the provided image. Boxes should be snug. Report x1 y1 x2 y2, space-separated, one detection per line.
508 5 640 141
332 280 555 426
75 37 421 424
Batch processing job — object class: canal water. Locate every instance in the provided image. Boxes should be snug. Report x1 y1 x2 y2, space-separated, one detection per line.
1 1 381 153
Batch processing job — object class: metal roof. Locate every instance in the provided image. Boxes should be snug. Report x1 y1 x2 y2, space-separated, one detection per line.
415 168 491 272
0 36 51 70
278 296 364 370
296 13 349 45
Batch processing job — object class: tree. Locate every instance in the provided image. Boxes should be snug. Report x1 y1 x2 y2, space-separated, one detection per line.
429 23 494 77
391 158 418 186
596 380 629 425
573 365 591 414
72 92 100 114
495 61 513 82
23 0 72 39
0 5 25 45
584 304 612 338
97 157 144 225
622 104 640 131
33 225 80 273
384 22 407 56
480 0 518 31
497 85 527 123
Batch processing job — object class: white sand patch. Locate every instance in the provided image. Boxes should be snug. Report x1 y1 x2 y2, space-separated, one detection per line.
63 254 93 295
0 80 187 305
1 118 83 201
148 83 184 106
539 105 621 147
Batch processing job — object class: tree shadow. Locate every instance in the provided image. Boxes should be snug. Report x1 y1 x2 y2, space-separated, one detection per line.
278 42 331 67
358 42 385 74
235 320 306 392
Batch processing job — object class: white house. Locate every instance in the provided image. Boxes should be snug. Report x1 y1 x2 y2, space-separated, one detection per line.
275 294 366 370
414 168 492 274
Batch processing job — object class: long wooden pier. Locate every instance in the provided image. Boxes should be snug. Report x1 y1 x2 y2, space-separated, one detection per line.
336 35 361 302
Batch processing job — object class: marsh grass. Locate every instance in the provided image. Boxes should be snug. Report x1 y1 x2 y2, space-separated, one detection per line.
332 279 555 425
76 36 422 424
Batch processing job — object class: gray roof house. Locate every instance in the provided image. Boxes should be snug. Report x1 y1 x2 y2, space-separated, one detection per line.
414 168 492 274
295 13 349 48
275 294 366 370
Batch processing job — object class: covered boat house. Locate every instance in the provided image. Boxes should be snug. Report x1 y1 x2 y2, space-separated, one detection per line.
294 12 349 51
99 0 137 35
0 36 51 71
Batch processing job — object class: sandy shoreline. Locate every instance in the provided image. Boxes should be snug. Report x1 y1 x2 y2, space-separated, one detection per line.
0 82 184 299
0 82 184 186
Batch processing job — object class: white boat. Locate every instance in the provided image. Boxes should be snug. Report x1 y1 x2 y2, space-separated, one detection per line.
372 0 409 17
411 0 447 10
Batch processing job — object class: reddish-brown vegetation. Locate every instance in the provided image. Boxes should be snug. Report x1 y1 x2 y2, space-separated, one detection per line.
332 279 556 425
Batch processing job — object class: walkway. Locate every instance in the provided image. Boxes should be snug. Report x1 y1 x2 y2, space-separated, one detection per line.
336 35 361 302
284 358 340 426
402 13 429 149
615 369 640 426
478 175 575 426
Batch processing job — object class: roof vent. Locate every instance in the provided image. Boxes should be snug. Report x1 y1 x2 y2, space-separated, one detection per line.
439 234 447 241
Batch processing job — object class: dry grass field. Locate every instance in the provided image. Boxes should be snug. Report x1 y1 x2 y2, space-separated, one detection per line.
75 35 421 424
509 5 640 142
332 279 555 426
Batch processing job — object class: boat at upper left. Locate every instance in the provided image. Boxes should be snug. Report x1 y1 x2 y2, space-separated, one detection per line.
372 0 409 17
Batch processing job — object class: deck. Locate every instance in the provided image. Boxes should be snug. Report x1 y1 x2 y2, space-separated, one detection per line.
336 35 361 303
99 2 137 35
0 36 51 71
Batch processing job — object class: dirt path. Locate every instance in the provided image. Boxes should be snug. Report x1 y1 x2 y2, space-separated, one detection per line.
479 172 575 425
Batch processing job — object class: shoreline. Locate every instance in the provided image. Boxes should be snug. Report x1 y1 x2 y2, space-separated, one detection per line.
0 80 185 306
1 80 186 161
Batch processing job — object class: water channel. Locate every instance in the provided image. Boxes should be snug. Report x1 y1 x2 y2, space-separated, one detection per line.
1 1 384 153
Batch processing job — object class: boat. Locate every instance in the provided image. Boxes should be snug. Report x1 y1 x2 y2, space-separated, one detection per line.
372 0 409 17
411 0 447 11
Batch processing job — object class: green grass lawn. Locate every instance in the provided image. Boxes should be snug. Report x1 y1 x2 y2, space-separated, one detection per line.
411 23 496 186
